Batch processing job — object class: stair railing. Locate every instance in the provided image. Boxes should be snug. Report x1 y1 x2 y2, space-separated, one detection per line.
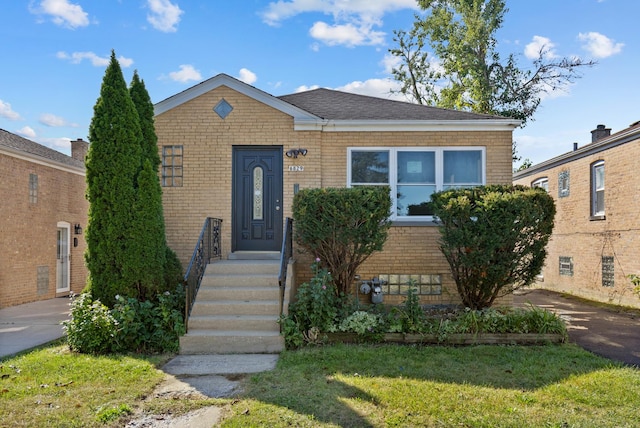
183 217 222 332
278 217 294 323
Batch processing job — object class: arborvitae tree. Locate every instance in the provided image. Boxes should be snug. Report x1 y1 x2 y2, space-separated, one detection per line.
85 51 143 308
129 159 166 300
129 71 161 173
129 71 183 292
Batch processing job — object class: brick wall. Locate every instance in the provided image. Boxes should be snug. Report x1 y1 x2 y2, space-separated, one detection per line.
156 85 515 307
0 153 88 308
514 135 640 308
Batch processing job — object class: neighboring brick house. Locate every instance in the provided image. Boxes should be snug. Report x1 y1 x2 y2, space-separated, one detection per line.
0 130 88 308
154 74 520 306
513 122 640 309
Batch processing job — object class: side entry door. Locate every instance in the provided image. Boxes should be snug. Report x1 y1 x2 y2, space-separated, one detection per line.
232 147 283 251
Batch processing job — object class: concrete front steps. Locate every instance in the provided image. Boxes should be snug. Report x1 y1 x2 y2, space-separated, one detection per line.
180 252 285 354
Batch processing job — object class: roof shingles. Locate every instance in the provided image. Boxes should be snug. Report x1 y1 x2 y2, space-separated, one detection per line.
0 128 83 169
278 88 508 121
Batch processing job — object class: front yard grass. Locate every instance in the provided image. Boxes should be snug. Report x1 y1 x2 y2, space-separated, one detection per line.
1 342 639 427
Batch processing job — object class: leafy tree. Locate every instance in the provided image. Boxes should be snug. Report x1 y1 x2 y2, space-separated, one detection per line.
431 185 555 309
85 51 143 307
390 0 596 125
292 186 391 296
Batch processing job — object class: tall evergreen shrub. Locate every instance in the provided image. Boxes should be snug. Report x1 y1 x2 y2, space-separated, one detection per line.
85 51 143 308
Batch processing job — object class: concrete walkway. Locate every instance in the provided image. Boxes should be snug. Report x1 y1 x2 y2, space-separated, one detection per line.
0 297 70 358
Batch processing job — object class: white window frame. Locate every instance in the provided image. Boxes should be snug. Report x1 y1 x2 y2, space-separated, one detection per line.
532 177 549 192
591 160 605 218
347 146 486 222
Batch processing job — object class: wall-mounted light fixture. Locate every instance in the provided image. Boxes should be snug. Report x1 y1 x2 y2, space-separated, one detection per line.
285 148 308 158
74 224 83 235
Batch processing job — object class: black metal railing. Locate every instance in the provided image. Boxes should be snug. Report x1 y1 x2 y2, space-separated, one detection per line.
183 217 222 331
278 217 294 321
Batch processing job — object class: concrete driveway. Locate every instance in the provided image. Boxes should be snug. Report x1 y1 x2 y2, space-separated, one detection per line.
514 288 640 367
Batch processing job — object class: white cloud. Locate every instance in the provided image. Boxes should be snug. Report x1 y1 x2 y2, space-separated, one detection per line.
17 126 37 139
381 52 402 74
30 0 89 29
39 113 78 127
578 32 623 58
237 68 257 85
295 84 320 92
309 21 385 47
57 51 133 67
260 0 418 47
0 99 21 120
41 137 72 150
147 0 184 33
261 0 418 26
294 78 404 100
168 64 202 83
335 78 404 100
524 36 558 60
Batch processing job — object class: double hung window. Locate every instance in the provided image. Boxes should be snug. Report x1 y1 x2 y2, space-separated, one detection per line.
591 161 605 218
348 147 485 220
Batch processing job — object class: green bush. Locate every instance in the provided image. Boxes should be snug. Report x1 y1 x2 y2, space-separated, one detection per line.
431 185 555 309
64 286 186 355
280 260 349 347
292 186 391 295
63 293 118 355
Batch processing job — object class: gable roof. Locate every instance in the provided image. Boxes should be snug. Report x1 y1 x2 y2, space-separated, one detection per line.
0 128 84 172
279 88 503 121
513 120 640 180
154 73 521 132
154 73 321 125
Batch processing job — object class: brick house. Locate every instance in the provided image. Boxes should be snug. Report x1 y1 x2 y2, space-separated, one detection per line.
0 129 88 308
513 122 640 309
154 74 519 305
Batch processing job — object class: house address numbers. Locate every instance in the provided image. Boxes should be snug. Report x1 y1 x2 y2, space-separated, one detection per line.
289 165 304 172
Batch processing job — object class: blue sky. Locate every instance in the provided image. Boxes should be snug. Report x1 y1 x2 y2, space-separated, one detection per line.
1 0 637 165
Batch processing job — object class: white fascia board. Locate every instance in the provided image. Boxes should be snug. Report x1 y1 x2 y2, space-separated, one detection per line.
0 146 85 176
154 74 321 123
294 119 522 132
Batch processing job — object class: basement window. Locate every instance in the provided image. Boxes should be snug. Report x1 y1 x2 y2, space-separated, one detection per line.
377 274 442 295
602 256 614 287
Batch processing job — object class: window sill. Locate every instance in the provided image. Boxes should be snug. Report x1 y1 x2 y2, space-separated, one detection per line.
391 219 438 227
590 215 606 221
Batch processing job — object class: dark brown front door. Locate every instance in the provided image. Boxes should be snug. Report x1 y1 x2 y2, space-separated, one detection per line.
232 146 283 251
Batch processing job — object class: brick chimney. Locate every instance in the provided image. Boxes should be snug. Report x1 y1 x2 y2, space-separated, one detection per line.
71 138 88 163
591 124 611 143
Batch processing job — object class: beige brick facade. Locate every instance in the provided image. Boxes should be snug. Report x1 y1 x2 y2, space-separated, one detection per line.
0 136 88 308
155 75 517 307
514 123 640 309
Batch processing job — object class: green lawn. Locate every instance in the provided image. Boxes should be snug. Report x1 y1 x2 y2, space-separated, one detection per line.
1 342 639 427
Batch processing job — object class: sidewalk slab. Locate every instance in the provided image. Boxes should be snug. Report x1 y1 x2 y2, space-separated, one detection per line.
162 354 279 376
0 298 70 358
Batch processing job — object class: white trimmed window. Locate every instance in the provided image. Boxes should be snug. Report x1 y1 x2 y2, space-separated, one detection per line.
347 147 485 221
591 160 605 218
532 177 549 192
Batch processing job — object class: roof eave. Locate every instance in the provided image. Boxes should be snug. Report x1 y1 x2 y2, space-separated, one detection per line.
0 146 85 175
295 119 521 132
